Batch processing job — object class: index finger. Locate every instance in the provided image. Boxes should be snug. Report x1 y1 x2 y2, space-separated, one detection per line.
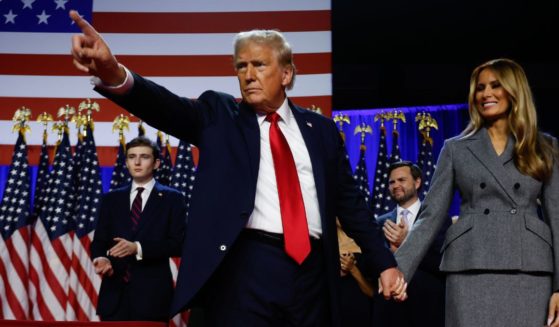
69 10 100 37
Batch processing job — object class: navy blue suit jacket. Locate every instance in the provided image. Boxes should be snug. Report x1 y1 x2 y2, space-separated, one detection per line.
97 72 396 325
90 182 187 320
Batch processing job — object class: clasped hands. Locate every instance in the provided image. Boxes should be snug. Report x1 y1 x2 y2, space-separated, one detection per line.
378 267 408 302
93 238 137 277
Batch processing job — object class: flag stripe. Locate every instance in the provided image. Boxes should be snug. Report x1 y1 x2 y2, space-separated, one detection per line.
93 11 330 33
93 0 329 12
30 228 69 315
1 32 331 55
0 239 26 319
0 53 331 76
0 74 332 99
28 264 56 320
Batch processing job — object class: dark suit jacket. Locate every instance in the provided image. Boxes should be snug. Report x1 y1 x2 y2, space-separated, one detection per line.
91 182 187 321
97 72 396 326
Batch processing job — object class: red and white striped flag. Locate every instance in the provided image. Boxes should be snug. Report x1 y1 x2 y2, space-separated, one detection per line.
0 130 32 320
0 0 332 167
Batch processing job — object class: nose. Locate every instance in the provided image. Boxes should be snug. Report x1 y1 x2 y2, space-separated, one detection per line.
244 65 255 81
482 86 492 98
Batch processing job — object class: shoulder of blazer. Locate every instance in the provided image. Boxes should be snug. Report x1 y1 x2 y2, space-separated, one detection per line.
377 209 397 224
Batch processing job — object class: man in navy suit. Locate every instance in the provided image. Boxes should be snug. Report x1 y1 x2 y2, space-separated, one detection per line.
91 136 187 322
373 161 449 327
70 11 406 326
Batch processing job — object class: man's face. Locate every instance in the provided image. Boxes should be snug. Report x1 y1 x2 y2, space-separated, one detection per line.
125 145 160 184
235 42 293 113
388 166 421 206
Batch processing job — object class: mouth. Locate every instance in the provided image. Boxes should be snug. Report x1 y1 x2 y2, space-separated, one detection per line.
482 101 498 108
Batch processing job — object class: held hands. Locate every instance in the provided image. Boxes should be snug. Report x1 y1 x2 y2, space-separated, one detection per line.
69 10 126 86
378 267 408 302
548 292 559 326
339 252 356 276
383 219 409 251
108 237 137 258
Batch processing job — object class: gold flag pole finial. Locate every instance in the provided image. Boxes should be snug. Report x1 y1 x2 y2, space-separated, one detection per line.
78 98 100 131
12 107 32 139
353 122 372 150
37 112 54 142
415 112 438 145
333 113 350 142
112 114 130 146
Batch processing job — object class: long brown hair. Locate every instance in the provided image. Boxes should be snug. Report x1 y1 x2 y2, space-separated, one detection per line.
462 58 556 182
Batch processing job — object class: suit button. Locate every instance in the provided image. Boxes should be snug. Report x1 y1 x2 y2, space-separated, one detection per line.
514 183 520 189
510 208 517 214
219 245 227 251
480 183 486 189
484 209 490 215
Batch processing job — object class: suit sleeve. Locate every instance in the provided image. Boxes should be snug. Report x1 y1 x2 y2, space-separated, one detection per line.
90 193 112 260
140 191 187 260
395 139 456 281
95 71 223 146
331 122 397 276
541 136 559 290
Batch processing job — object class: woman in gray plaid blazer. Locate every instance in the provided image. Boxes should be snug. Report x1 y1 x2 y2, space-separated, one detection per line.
395 58 559 326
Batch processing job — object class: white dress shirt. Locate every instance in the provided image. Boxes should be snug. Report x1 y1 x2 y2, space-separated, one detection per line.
246 98 322 238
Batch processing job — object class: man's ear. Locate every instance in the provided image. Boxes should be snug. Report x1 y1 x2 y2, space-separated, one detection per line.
281 65 294 87
154 158 161 170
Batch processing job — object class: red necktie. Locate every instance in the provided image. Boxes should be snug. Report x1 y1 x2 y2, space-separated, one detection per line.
267 112 311 264
130 187 144 231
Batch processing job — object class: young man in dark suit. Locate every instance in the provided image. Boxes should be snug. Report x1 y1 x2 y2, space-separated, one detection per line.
91 136 187 322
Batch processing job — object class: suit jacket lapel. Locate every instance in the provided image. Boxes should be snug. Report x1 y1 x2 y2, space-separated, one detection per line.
118 185 134 239
290 102 326 221
390 209 398 223
466 128 517 205
237 101 260 182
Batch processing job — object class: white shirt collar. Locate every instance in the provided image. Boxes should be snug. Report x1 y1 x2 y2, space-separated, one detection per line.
256 98 291 126
131 178 156 194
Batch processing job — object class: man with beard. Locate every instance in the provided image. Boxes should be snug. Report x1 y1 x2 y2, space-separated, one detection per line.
373 161 450 327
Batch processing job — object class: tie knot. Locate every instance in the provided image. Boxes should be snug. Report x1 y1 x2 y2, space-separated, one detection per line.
266 112 280 124
401 209 410 218
136 187 145 195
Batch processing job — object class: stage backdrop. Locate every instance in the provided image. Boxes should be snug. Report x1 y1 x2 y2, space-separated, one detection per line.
333 103 469 217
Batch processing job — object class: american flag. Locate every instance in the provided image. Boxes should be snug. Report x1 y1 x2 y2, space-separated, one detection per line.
0 130 31 320
32 130 50 219
371 125 390 219
380 128 402 212
0 0 332 167
155 132 173 186
168 140 197 327
171 140 197 213
67 125 102 321
353 142 372 208
1 0 331 322
29 129 75 320
418 133 436 200
108 138 130 191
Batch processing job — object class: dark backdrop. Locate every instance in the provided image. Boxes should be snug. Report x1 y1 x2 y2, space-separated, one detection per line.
332 0 559 137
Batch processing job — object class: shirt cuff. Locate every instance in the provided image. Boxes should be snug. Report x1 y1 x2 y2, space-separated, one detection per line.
135 241 143 261
90 64 134 95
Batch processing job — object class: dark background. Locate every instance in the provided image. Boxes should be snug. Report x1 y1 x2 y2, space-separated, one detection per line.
332 0 559 136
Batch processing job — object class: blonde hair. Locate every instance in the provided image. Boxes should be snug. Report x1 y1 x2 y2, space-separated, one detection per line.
462 58 556 182
233 30 296 90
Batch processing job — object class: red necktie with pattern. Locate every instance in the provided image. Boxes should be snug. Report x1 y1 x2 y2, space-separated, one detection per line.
130 187 144 231
266 112 311 264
